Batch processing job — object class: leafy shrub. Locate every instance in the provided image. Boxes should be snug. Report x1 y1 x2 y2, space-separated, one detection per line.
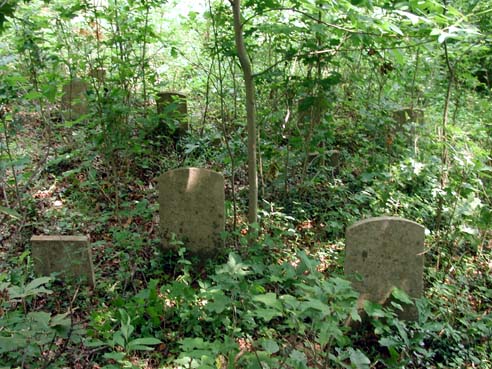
0 275 84 368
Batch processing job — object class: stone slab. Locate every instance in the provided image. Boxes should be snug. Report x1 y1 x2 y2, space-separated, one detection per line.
156 91 188 132
31 235 95 287
61 78 88 120
393 108 424 126
158 168 224 256
345 216 424 320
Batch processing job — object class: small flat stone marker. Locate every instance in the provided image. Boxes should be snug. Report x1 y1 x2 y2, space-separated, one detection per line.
345 216 425 320
158 168 225 256
31 235 95 287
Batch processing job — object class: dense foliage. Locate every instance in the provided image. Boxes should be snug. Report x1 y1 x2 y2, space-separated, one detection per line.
0 0 491 368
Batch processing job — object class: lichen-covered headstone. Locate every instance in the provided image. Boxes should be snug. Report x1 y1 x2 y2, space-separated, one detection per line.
31 235 95 287
61 78 88 120
158 168 224 256
345 216 424 320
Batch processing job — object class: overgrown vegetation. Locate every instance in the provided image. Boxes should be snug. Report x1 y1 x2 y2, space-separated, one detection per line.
0 0 491 368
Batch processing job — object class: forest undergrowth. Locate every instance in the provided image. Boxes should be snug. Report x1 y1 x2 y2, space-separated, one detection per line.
1 99 491 368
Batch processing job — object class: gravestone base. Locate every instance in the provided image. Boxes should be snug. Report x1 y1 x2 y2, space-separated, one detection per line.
31 235 95 287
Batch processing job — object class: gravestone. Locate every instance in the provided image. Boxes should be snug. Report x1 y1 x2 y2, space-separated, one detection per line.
31 235 95 287
156 91 188 135
345 216 424 320
61 78 88 120
327 149 341 174
158 168 224 256
393 108 424 127
89 67 106 82
387 108 424 155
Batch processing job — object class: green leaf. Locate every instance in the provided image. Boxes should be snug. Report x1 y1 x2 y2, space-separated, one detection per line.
253 292 284 311
379 336 399 347
0 206 21 219
50 313 71 328
394 320 409 345
363 300 386 318
289 349 307 365
280 294 300 309
25 277 51 291
216 253 250 277
349 348 370 369
9 277 52 299
391 288 413 305
84 339 106 348
438 31 450 43
127 337 161 352
205 291 230 313
128 337 161 346
318 322 343 346
111 332 125 348
350 305 361 323
180 337 207 350
23 90 44 100
118 309 134 342
251 308 282 322
395 10 421 25
301 298 331 316
28 311 51 329
261 339 279 354
0 336 26 354
25 276 52 292
103 351 126 361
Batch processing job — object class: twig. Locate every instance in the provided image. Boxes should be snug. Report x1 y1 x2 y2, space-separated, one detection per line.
253 39 434 78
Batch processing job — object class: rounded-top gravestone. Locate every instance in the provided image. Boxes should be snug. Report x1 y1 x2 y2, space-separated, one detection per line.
158 167 225 256
345 216 425 320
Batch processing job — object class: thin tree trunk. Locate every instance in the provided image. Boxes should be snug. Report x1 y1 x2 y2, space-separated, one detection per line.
435 42 453 231
140 3 150 107
435 41 454 271
230 0 258 228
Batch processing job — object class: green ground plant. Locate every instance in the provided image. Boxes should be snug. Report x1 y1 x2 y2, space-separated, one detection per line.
0 275 85 368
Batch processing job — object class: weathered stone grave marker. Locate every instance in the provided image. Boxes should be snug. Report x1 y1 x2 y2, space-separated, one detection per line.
345 216 425 320
61 78 89 120
391 107 424 150
31 235 95 287
158 168 224 256
156 91 188 135
89 67 106 83
393 108 424 127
